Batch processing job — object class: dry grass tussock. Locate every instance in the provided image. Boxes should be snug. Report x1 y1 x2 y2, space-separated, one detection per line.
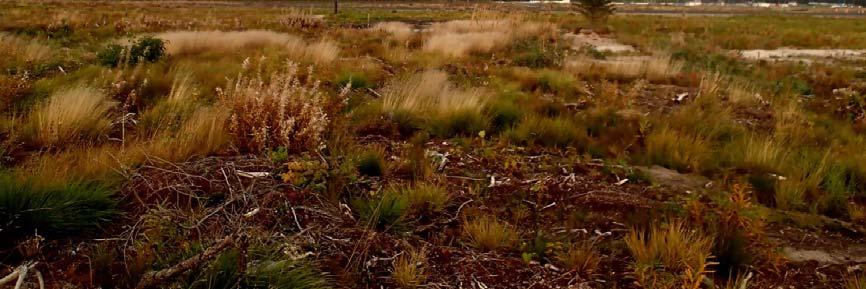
25 86 115 147
626 221 715 289
566 55 682 81
157 30 338 63
0 33 51 63
372 22 415 43
381 70 486 115
279 8 324 29
424 18 554 58
149 106 230 161
218 60 337 153
462 215 518 251
392 247 428 288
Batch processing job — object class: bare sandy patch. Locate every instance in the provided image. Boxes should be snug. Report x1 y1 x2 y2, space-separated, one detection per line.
738 48 866 62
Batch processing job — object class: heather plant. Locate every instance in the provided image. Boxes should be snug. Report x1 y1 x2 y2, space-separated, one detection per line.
218 60 336 153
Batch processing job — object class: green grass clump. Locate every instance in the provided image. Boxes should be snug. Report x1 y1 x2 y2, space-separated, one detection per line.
352 189 409 231
0 174 116 246
487 100 523 131
357 148 386 177
505 116 585 148
188 249 332 289
402 183 450 213
643 127 712 173
429 109 488 137
335 71 372 89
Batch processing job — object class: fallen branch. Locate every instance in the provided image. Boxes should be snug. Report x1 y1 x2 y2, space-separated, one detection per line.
134 234 238 289
0 261 41 289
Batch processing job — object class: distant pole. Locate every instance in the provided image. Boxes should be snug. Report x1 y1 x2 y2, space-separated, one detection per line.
334 0 338 14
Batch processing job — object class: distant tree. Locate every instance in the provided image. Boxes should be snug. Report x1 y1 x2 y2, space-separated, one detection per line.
572 0 616 27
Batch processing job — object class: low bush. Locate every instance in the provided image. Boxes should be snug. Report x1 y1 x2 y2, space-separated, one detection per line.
97 36 165 67
218 61 331 153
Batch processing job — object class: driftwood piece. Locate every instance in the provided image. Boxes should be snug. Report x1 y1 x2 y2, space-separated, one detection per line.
134 234 238 289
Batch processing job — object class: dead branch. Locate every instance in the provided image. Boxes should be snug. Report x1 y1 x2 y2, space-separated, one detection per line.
134 233 239 289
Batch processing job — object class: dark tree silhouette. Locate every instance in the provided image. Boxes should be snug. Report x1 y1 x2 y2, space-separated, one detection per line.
572 0 616 26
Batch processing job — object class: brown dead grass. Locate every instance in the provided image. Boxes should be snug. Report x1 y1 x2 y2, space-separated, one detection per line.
372 21 415 43
218 61 332 153
424 18 554 58
565 55 682 82
157 30 338 63
380 70 486 115
24 86 115 147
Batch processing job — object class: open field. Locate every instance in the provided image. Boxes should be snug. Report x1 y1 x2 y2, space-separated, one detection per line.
3 1 866 288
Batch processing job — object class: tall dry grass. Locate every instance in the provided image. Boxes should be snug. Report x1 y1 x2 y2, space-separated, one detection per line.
218 61 331 153
381 70 486 115
25 86 114 147
565 55 682 82
149 106 230 161
372 22 414 43
138 71 199 137
157 30 338 63
626 221 714 289
424 18 554 58
0 33 51 64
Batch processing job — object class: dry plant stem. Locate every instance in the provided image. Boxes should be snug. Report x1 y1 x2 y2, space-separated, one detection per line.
134 233 239 289
0 261 42 289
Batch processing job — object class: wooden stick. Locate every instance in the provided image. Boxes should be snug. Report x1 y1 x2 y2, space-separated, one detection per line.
134 234 237 289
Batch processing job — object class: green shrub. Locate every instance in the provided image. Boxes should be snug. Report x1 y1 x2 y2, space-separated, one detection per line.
97 44 125 67
97 37 165 67
269 147 289 164
0 174 116 246
130 36 165 63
